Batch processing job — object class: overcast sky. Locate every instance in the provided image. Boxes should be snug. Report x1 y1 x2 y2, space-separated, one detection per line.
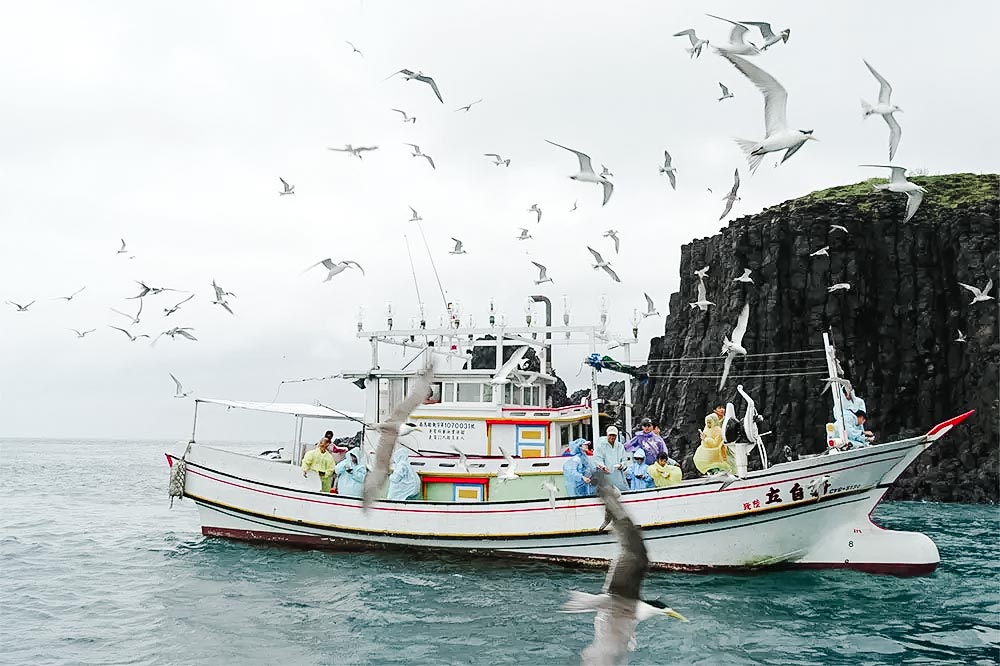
2 1 997 442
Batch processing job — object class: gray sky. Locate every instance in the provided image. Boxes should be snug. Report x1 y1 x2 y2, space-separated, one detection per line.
2 1 997 442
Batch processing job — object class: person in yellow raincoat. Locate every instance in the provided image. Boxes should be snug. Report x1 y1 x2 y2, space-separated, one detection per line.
649 451 683 487
693 412 735 475
301 438 336 492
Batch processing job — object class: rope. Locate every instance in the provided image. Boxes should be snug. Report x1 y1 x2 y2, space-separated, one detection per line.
167 441 193 508
645 348 825 363
404 234 424 310
414 220 448 311
646 370 829 380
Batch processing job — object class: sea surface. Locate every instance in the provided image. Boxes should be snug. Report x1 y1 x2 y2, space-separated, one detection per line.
1 438 998 666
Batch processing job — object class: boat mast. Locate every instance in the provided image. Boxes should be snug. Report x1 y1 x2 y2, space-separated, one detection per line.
823 331 847 446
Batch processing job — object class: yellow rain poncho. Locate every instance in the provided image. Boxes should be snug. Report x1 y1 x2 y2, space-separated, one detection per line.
693 413 735 475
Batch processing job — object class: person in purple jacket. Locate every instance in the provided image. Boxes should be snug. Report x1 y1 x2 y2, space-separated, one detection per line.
625 417 667 465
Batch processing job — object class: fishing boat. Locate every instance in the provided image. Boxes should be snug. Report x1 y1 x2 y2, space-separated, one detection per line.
166 297 972 576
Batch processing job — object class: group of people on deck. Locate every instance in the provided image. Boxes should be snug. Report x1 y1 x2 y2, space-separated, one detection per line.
300 431 421 500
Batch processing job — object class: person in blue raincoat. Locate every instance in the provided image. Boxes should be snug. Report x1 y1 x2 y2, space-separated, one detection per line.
624 449 654 491
334 447 367 498
562 439 596 497
387 447 421 500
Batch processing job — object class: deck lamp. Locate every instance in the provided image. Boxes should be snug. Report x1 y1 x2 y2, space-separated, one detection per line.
386 301 393 331
488 297 496 327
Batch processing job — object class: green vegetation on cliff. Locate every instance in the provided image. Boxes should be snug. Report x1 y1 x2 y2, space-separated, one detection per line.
797 172 998 209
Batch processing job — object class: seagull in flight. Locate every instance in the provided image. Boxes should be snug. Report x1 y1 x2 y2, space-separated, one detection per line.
117 238 129 255
532 261 553 285
391 108 417 124
641 293 659 318
658 150 677 190
569 200 578 212
719 303 750 389
720 53 817 173
110 298 143 325
170 373 193 398
53 286 86 301
958 279 994 305
955 330 967 344
211 280 236 315
603 229 620 254
830 224 849 235
484 153 510 167
542 478 559 509
303 259 366 282
707 14 760 56
828 283 851 293
154 327 198 345
408 206 422 222
810 246 830 257
545 140 614 206
862 60 903 161
673 28 708 58
278 177 295 195
68 328 96 338
127 281 179 299
517 228 532 241
387 69 444 103
733 268 754 284
404 143 436 170
689 277 714 311
108 325 149 342
561 474 687 666
527 203 542 223
163 294 194 317
497 446 520 482
694 266 710 280
719 168 741 220
345 40 363 56
587 247 621 282
449 238 467 255
740 21 791 50
327 144 379 159
718 82 734 101
860 164 926 223
455 98 483 112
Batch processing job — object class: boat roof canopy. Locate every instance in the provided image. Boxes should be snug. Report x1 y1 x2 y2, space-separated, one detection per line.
196 398 363 421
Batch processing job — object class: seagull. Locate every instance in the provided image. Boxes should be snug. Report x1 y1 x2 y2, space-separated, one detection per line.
828 283 851 293
641 293 659 318
603 229 620 254
689 277 714 311
561 474 687 666
810 246 830 257
278 177 295 195
163 294 194 317
108 325 149 342
404 143 436 169
860 165 926 222
409 206 422 222
600 165 614 178
449 238 467 255
110 298 143 325
532 261 553 285
673 28 708 58
694 266 710 280
170 373 193 398
720 53 817 173
862 60 903 161
303 259 366 282
830 224 849 235
154 327 198 345
455 98 483 112
211 280 236 315
127 281 181 299
733 268 754 284
387 69 444 103
659 150 677 190
516 228 532 241
569 200 578 212
363 366 435 507
545 140 614 206
587 247 621 283
117 238 129 255
527 204 542 223
484 153 510 167
497 446 520 482
326 144 379 159
345 40 363 56
718 82 734 101
719 168 741 220
391 108 417 124
719 303 750 390
67 327 96 338
958 279 995 305
707 14 761 56
53 286 86 301
955 330 967 344
740 21 791 50
542 478 558 509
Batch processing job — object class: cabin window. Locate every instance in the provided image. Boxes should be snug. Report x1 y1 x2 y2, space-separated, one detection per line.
442 382 455 402
481 384 494 402
457 382 482 402
523 386 540 406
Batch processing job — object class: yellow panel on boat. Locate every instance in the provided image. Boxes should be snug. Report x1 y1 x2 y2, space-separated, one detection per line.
520 430 542 440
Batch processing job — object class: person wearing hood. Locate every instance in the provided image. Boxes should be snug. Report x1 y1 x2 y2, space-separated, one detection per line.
624 449 653 491
649 451 683 487
835 383 867 425
562 438 596 497
334 447 367 498
387 447 421 500
625 417 667 465
593 426 629 491
301 437 336 492
693 412 735 475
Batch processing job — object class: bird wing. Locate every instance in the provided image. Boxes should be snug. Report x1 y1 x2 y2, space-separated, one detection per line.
212 280 225 300
109 307 132 320
423 154 436 169
719 82 729 95
386 68 414 80
279 177 290 190
409 206 419 217
720 53 788 135
135 297 144 318
177 330 198 341
985 279 994 295
644 292 654 311
594 476 648 598
587 246 605 263
612 234 620 253
484 153 502 160
174 294 195 307
740 20 776 40
220 302 234 315
602 265 621 282
545 140 595 176
71 286 86 298
581 599 639 666
451 238 463 251
958 283 982 297
732 303 750 347
663 150 672 168
672 28 698 45
863 60 893 105
326 146 350 152
415 74 444 103
706 14 752 43
667 170 677 190
719 353 735 391
169 373 183 393
391 108 407 118
531 261 548 279
601 180 614 206
730 168 741 197
357 146 379 153
719 197 735 221
904 190 924 223
883 113 902 161
119 238 126 251
108 325 132 340
341 260 366 275
403 142 420 151
697 278 707 302
302 258 334 275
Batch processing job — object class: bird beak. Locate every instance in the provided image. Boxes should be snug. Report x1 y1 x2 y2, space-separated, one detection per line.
411 426 423 432
807 135 819 141
664 608 689 622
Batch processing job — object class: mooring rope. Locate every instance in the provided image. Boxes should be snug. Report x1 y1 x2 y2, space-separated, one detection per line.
168 441 193 508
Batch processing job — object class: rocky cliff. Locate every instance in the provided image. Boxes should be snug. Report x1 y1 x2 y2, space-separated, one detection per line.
632 173 999 504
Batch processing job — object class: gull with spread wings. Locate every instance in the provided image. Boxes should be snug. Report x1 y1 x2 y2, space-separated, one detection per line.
545 140 614 206
387 69 444 103
861 60 903 161
587 247 621 282
719 303 751 390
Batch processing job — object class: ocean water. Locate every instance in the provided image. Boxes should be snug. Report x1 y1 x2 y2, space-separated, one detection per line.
1 439 998 666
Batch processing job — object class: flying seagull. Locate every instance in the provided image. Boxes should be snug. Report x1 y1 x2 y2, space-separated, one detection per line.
720 53 817 173
829 224 849 235
542 478 558 509
497 446 520 482
327 144 379 159
958 279 994 305
532 261 553 285
154 327 198 346
694 266 710 280
810 246 830 257
53 286 86 301
409 206 422 222
707 14 761 56
345 41 363 57
303 259 366 282
733 268 754 284
68 328 96 338
108 325 149 342
211 280 236 315
561 474 687 666
659 150 677 190
455 98 483 112
484 153 511 167
278 177 295 195
170 373 193 398
516 228 532 241
955 330 967 344
545 140 614 206
404 143 436 169
110 298 143 325
163 294 194 317
363 365 435 507
719 168 741 220
828 283 851 293
641 293 659 318
449 445 471 474
127 281 179 299
117 238 129 255
527 203 542 223
449 238 467 255
719 303 751 390
569 200 578 212
673 28 708 58
740 21 791 50
391 108 417 124
718 82 734 101
587 247 621 282
387 69 444 103
603 229 620 254
860 164 925 222
862 60 903 161
689 277 714 311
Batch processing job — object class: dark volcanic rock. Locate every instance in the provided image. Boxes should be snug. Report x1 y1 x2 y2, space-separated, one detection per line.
634 173 999 503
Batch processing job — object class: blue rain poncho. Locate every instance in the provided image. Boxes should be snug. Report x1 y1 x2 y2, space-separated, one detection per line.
592 436 629 491
335 448 367 497
625 457 654 491
562 439 596 497
387 447 421 500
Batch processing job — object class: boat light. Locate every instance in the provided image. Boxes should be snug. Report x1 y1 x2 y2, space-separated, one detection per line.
524 298 534 326
419 302 426 330
386 301 393 330
600 293 609 329
631 308 640 340
562 294 571 338
356 306 364 332
488 297 496 327
409 317 416 341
